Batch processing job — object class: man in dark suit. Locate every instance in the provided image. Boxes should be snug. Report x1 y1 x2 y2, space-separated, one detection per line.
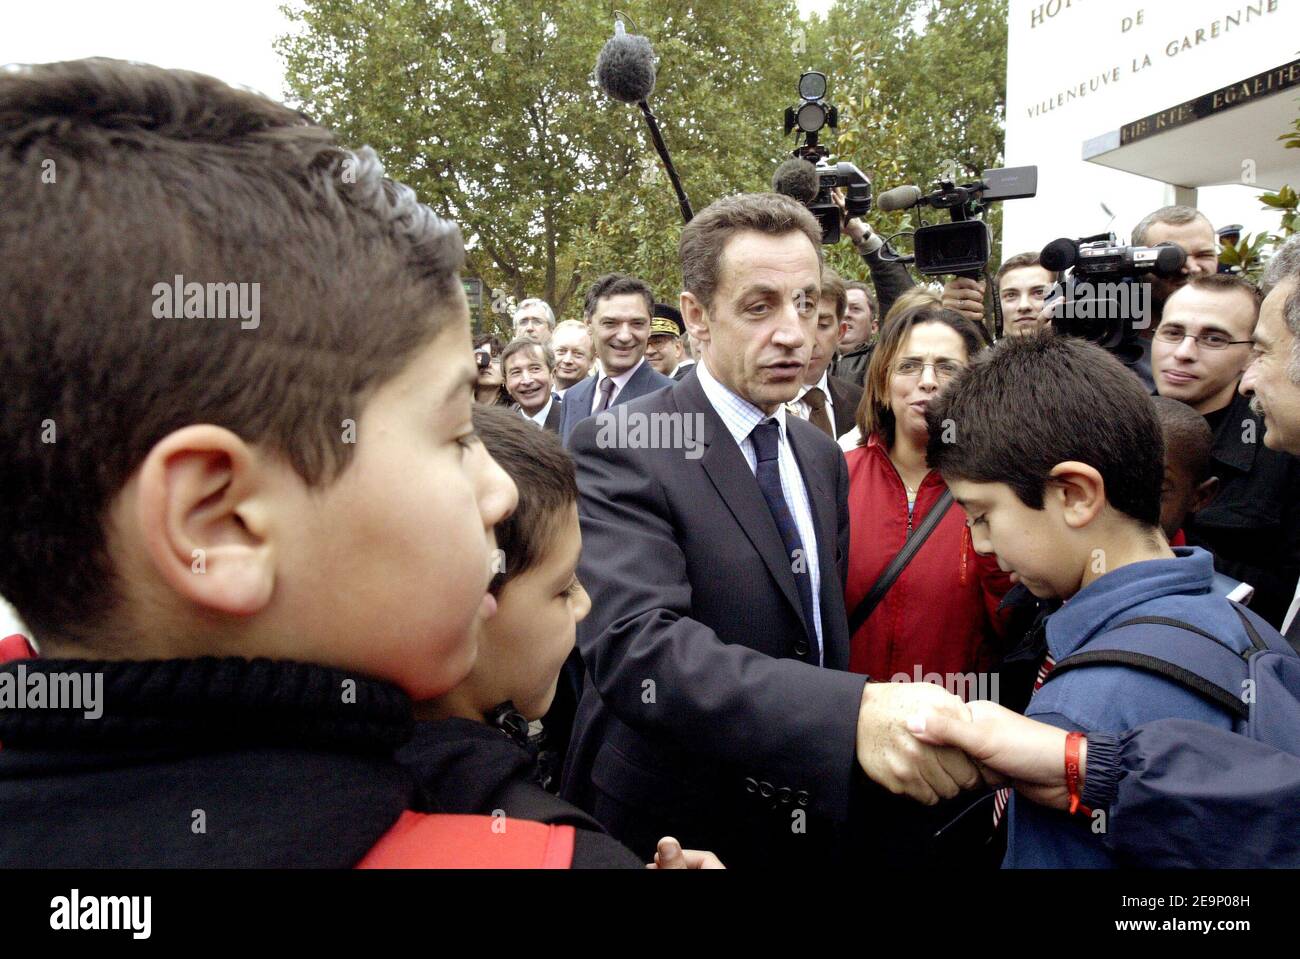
502 337 563 434
790 267 863 440
558 273 673 444
561 193 978 868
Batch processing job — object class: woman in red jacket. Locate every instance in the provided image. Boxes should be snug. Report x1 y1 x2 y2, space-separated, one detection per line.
844 304 1013 691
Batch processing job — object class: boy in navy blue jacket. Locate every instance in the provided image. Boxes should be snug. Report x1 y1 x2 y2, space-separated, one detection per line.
927 334 1270 868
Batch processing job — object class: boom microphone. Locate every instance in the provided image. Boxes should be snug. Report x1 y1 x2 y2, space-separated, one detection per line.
595 20 656 104
772 158 818 204
593 19 692 223
1040 237 1078 272
876 185 923 213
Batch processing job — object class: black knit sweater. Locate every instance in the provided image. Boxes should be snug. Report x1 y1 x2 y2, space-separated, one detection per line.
0 657 638 868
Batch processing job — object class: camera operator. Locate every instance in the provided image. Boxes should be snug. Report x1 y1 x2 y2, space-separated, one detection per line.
830 189 916 387
1130 205 1220 385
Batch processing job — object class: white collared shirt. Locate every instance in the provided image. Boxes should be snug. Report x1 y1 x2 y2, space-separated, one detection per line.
521 394 555 429
695 358 824 664
590 358 646 415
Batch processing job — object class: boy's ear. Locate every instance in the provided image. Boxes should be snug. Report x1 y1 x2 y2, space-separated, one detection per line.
680 291 711 346
135 425 277 617
1193 475 1220 513
1047 461 1106 530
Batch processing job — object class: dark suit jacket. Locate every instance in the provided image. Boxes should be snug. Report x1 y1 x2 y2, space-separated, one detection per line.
672 362 696 382
511 395 563 434
826 375 863 439
542 395 563 434
1186 390 1300 628
560 372 867 867
558 360 673 444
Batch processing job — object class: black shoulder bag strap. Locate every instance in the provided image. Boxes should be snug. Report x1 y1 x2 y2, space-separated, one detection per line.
848 489 954 637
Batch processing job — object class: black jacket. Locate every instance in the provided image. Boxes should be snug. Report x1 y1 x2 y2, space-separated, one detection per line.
1186 390 1300 628
831 343 873 390
826 374 864 439
560 371 868 868
861 243 915 323
0 657 637 868
831 242 913 388
397 717 641 867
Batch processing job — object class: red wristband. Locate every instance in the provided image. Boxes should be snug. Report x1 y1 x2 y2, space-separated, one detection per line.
1065 731 1091 816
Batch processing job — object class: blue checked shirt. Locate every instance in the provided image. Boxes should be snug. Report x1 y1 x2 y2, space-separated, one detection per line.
695 359 824 664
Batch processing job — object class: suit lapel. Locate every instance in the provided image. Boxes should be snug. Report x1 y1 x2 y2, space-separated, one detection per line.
564 378 595 436
617 361 657 405
679 375 811 638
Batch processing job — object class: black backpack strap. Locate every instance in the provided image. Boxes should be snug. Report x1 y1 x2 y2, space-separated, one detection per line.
848 489 954 637
1043 616 1252 721
1045 650 1249 720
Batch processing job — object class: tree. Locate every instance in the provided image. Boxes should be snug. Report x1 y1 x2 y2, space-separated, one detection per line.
276 0 1009 324
806 0 1009 279
278 0 805 327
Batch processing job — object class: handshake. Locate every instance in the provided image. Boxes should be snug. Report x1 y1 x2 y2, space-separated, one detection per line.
856 682 1079 811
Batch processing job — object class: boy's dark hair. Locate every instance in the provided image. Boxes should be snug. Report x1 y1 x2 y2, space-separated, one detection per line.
472 406 577 594
0 59 465 644
1152 396 1214 483
582 272 655 319
679 192 823 309
926 334 1164 528
500 338 555 373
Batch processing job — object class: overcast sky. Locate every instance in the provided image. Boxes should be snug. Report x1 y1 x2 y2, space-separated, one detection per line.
3 0 837 102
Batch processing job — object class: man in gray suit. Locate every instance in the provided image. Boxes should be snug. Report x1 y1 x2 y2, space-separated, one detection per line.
561 193 977 867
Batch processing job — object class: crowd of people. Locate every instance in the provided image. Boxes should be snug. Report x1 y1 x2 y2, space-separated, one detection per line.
2 58 1299 872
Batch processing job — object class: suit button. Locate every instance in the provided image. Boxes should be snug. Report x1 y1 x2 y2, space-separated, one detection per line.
759 780 775 799
744 777 758 794
776 787 792 805
794 640 809 656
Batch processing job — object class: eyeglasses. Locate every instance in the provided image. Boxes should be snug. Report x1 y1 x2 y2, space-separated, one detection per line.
893 360 964 381
1154 326 1252 350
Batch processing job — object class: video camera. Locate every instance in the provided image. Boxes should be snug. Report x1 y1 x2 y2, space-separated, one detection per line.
1039 233 1186 349
877 166 1037 278
776 71 871 244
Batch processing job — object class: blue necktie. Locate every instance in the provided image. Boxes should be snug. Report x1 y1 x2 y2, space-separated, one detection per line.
750 419 819 662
